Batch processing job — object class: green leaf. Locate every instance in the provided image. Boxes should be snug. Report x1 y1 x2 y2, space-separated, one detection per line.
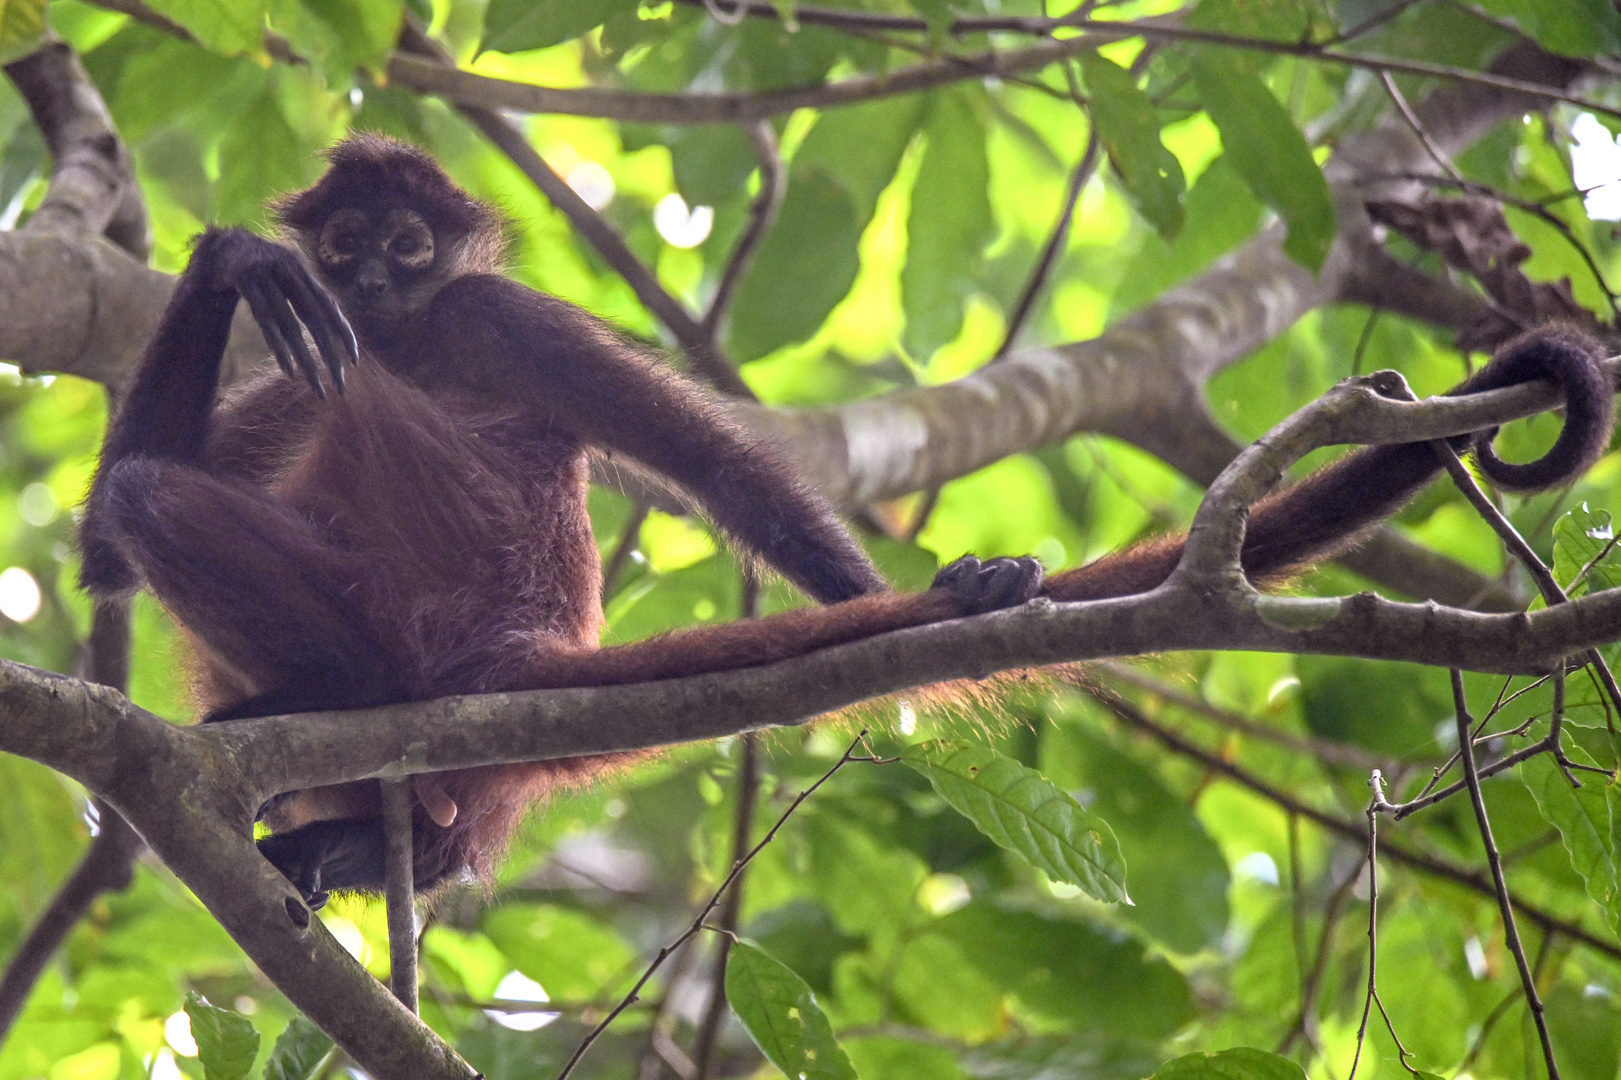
1522 748 1621 937
1553 505 1620 597
902 87 994 359
0 0 46 64
143 0 266 56
1190 57 1335 273
263 1017 333 1080
1475 0 1621 57
1148 1047 1308 1080
268 0 402 80
729 96 924 361
1081 55 1186 241
481 903 638 1000
184 993 260 1080
1189 0 1326 45
936 902 1193 1041
1043 725 1229 952
901 741 1129 903
481 0 636 53
725 940 857 1080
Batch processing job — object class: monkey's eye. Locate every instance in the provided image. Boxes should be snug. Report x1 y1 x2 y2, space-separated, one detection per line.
387 226 435 269
317 217 364 266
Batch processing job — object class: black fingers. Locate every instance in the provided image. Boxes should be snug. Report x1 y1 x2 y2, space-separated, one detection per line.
206 229 358 398
239 276 325 399
932 554 1045 615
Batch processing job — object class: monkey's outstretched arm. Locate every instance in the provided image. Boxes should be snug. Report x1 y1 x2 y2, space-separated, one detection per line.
428 274 893 604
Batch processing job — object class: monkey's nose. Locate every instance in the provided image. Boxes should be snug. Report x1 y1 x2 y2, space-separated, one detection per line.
356 275 388 299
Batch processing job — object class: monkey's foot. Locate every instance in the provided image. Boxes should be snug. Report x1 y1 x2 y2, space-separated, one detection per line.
932 555 1044 615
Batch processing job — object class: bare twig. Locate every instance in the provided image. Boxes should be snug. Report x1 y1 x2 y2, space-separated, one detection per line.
700 121 784 359
1348 777 1380 1080
381 778 418 1014
555 732 877 1080
602 502 653 602
1376 70 1464 186
994 122 1100 360
690 732 760 1077
1087 686 1621 961
1451 668 1561 1080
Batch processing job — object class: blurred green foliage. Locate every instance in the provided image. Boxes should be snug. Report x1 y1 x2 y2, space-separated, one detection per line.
2 0 1621 1077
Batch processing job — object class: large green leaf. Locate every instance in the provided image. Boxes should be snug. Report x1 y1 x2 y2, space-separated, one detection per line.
184 993 260 1080
725 940 857 1080
901 741 1129 903
1081 55 1185 241
267 0 402 80
1553 505 1621 597
263 1017 333 1080
1148 1047 1308 1079
481 903 637 1001
143 0 266 56
1043 725 1229 952
728 96 924 360
1190 57 1335 273
936 902 1193 1040
902 87 994 359
1522 748 1621 936
481 0 637 53
1475 0 1621 57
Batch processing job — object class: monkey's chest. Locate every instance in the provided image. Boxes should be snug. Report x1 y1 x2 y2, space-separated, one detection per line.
270 378 601 656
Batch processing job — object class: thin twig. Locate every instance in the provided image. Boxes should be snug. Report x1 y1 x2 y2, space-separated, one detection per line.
603 502 653 602
1277 857 1362 1058
994 90 1100 360
1348 774 1382 1080
1433 440 1621 755
380 778 418 1014
1376 70 1465 186
1451 669 1561 1080
700 121 784 355
1087 686 1621 960
690 733 760 1077
555 731 879 1080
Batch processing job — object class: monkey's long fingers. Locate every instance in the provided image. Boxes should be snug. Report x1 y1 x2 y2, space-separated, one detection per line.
240 277 326 400
278 263 358 391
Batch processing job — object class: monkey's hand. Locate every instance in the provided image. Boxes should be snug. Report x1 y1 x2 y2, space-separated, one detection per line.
932 555 1044 615
193 228 358 399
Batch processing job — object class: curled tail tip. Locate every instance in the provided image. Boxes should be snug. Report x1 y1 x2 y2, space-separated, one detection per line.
1472 322 1617 492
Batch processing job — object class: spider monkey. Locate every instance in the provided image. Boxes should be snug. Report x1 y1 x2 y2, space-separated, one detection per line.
80 134 1613 907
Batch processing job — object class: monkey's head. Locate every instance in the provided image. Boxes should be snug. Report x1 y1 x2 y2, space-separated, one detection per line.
274 133 506 348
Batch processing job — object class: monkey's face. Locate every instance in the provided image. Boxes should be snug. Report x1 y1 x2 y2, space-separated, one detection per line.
307 206 455 346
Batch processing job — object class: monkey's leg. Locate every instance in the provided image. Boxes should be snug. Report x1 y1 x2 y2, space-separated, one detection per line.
93 457 408 716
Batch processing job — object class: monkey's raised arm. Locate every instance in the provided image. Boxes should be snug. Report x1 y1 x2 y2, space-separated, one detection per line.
428 274 891 604
81 229 356 596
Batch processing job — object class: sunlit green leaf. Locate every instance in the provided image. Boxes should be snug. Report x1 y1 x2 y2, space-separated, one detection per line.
726 940 857 1080
903 87 993 359
144 0 266 56
185 993 260 1080
1081 55 1185 241
1190 57 1335 272
902 741 1129 903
